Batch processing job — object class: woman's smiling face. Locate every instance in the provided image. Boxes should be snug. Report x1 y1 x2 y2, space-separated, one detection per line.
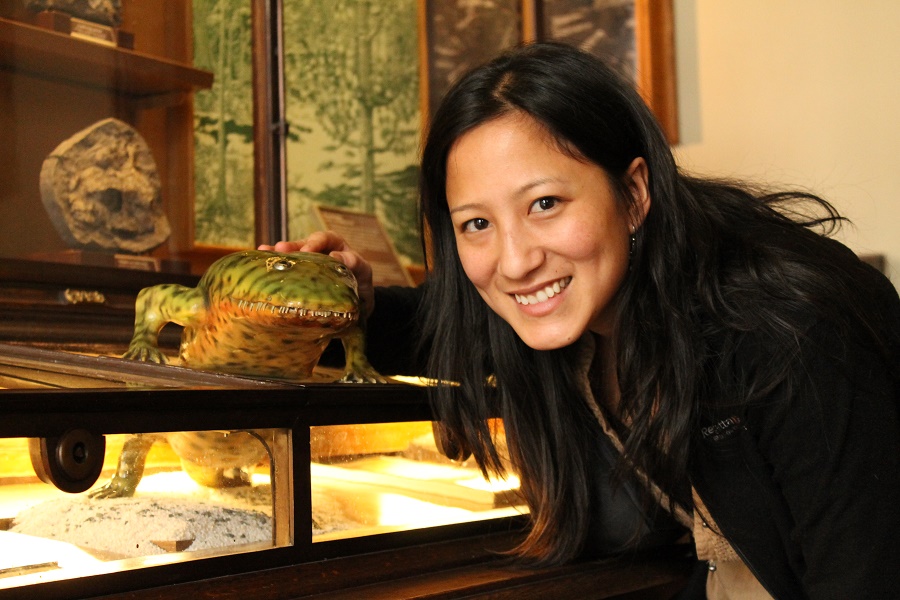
445 112 650 350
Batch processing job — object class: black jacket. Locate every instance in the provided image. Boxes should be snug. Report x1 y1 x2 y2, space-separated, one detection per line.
363 266 900 599
690 266 900 599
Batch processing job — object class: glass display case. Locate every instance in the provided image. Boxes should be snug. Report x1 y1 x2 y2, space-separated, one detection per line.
0 342 526 599
1 2 219 275
0 255 692 600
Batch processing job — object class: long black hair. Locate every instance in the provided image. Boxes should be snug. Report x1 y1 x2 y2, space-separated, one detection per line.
418 42 889 565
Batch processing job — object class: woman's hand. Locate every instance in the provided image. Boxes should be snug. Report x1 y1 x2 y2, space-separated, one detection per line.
259 231 375 319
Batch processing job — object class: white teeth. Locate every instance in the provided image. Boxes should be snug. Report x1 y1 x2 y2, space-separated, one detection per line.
515 277 570 306
234 298 353 320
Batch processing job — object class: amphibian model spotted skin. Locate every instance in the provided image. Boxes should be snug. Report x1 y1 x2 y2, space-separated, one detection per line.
123 249 384 382
91 250 385 499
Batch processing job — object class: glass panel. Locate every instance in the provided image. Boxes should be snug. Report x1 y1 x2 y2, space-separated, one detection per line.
0 428 288 589
310 421 525 541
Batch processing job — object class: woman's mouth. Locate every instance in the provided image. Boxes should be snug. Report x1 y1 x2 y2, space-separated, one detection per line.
514 276 571 306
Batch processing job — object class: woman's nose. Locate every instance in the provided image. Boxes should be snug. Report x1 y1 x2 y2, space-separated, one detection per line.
497 229 544 280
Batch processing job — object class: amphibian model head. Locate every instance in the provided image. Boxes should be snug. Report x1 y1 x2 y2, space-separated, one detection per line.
123 249 384 382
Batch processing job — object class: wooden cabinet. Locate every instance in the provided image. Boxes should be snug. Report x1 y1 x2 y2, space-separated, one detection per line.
0 4 212 272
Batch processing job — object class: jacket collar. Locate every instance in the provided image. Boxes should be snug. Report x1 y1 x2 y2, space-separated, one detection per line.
572 332 693 529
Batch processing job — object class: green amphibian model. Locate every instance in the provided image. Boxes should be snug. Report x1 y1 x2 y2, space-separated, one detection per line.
123 249 384 382
90 250 385 499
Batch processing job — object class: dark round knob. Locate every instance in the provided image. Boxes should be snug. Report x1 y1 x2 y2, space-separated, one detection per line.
29 429 106 493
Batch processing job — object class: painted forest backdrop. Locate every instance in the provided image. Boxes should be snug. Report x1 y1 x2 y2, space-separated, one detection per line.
192 0 255 248
283 0 422 264
192 0 422 265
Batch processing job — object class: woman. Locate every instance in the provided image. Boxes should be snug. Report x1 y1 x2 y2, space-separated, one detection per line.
264 43 900 598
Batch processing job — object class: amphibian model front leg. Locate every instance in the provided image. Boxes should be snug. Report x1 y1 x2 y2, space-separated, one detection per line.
88 434 164 498
123 284 206 364
340 325 387 383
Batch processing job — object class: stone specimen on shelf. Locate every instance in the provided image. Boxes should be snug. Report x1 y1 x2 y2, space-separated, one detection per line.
23 0 122 27
39 118 171 254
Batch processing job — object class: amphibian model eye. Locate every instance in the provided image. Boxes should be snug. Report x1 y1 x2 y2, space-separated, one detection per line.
265 256 295 272
333 264 351 277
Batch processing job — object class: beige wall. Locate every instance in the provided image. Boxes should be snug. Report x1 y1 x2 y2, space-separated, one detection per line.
671 0 900 283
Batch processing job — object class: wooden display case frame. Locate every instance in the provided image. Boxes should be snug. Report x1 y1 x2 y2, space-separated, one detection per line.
0 373 691 600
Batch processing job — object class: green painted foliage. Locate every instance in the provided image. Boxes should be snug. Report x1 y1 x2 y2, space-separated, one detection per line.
283 0 423 264
192 0 255 248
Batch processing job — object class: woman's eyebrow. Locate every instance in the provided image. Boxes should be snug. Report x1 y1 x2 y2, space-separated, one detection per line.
448 178 560 215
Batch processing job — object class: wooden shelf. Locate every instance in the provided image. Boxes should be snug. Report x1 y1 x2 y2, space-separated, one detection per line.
0 17 212 100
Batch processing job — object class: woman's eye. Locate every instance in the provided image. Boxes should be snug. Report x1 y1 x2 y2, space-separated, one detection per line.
530 197 558 213
462 218 490 232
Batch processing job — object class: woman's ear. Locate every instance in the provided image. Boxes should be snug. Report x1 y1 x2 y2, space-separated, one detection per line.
625 157 651 229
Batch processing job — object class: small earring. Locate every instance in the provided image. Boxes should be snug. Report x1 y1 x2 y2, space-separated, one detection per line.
627 226 637 273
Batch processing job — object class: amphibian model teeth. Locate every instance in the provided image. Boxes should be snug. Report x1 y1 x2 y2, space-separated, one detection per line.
235 299 351 320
